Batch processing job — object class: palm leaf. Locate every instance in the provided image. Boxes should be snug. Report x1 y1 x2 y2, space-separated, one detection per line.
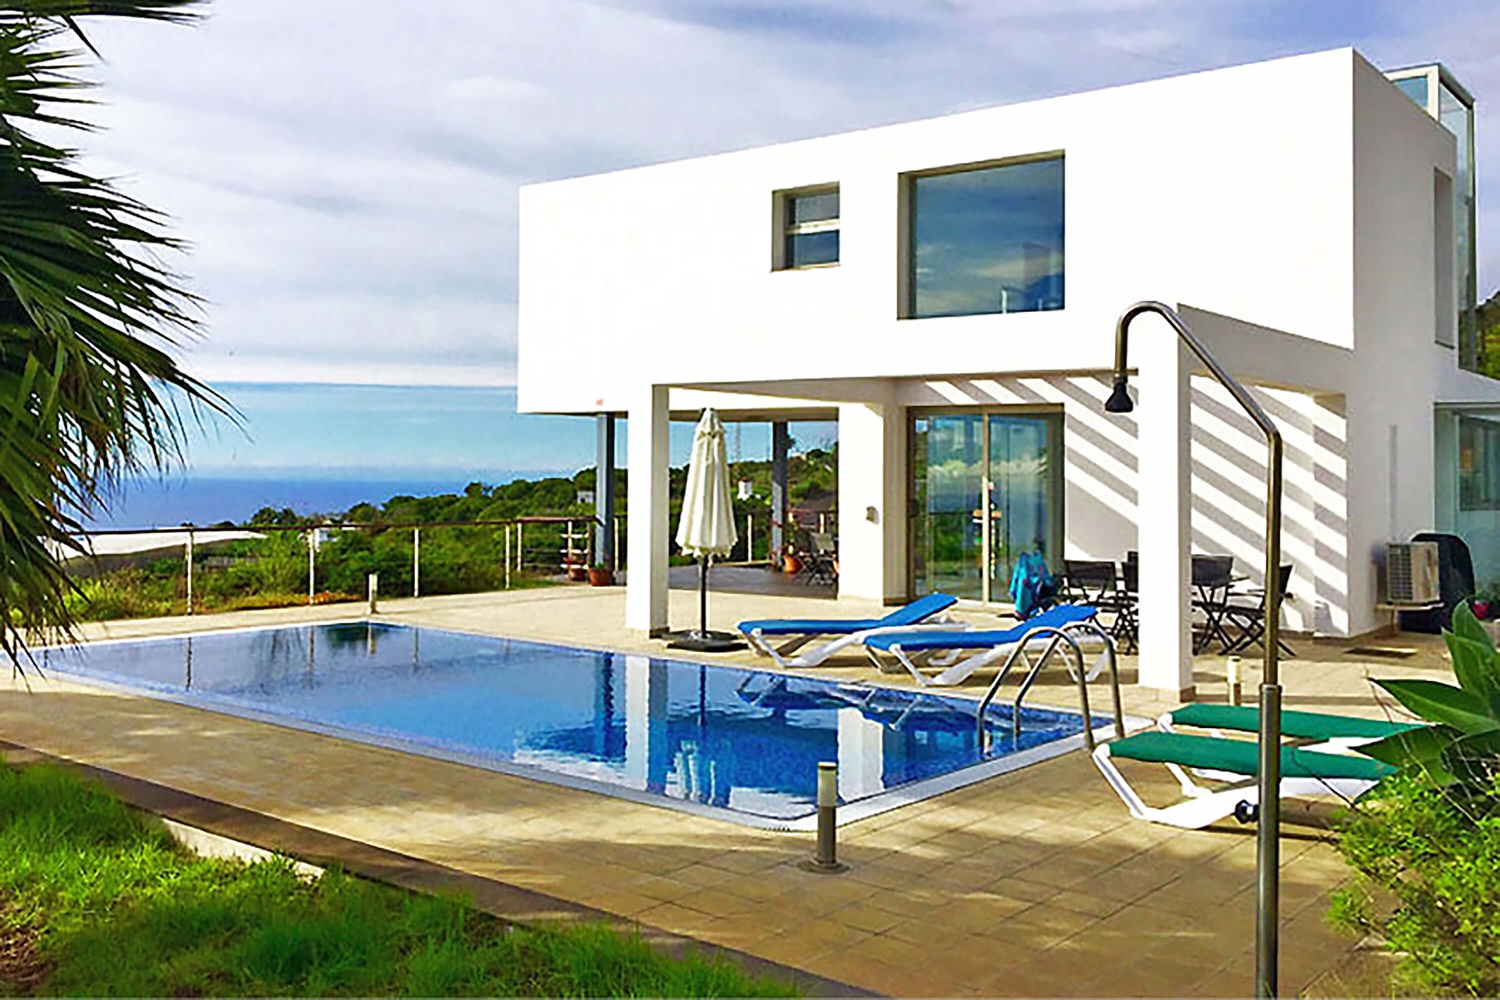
1373 679 1500 736
0 0 229 663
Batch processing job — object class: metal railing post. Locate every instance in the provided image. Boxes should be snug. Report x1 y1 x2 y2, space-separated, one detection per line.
306 529 316 606
185 528 194 616
505 525 513 590
413 528 421 598
367 572 378 614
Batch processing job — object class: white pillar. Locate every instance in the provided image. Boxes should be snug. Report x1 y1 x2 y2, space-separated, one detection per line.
1136 328 1194 696
626 384 671 634
836 400 907 602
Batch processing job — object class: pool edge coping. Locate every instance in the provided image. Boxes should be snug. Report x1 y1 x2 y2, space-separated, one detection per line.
0 739 879 999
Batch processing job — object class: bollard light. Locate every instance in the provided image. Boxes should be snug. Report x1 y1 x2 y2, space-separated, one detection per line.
368 572 379 614
798 761 848 874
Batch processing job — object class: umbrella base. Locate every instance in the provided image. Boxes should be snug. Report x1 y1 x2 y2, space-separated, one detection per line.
666 630 746 653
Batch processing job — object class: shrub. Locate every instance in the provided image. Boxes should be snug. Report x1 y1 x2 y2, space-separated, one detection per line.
1331 775 1500 995
1330 602 1500 994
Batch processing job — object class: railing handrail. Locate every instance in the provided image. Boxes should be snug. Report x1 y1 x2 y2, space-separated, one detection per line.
67 515 608 537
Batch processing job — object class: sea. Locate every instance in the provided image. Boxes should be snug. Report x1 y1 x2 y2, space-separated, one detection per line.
81 473 570 530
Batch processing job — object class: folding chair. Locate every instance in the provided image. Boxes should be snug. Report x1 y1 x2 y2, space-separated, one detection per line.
1191 555 1236 654
1222 564 1297 657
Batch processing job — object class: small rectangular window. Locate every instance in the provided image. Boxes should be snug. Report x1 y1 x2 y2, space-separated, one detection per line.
1435 169 1456 347
776 186 839 269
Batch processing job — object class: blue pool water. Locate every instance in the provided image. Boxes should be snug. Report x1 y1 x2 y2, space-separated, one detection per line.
40 623 1094 826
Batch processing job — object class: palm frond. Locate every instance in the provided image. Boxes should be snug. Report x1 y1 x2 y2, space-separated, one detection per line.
0 0 223 662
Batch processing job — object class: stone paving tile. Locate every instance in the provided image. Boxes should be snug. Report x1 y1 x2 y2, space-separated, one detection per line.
825 901 907 936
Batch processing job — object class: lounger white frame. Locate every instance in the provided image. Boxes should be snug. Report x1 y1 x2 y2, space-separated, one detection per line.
742 616 963 669
1091 740 1378 829
867 616 1113 688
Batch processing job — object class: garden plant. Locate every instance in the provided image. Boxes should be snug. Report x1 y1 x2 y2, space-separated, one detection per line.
1330 602 1500 995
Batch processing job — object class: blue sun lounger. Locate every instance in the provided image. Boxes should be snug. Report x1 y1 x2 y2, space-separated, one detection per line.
863 603 1103 687
738 592 960 668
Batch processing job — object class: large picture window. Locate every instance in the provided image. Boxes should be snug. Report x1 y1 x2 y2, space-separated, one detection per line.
1459 414 1500 510
907 156 1064 318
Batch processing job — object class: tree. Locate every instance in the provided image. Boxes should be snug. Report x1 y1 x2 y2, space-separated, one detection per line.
0 0 222 662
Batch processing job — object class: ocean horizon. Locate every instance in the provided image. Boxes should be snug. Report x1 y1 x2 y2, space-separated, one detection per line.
82 472 576 530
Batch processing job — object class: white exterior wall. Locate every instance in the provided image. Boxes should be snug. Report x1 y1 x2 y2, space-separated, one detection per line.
519 48 1361 416
1346 55 1469 635
517 46 1500 657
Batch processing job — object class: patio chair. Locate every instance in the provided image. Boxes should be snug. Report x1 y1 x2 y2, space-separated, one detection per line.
1221 564 1297 657
862 603 1103 687
1092 730 1394 828
804 532 838 586
1191 554 1237 654
737 592 959 668
1062 559 1118 605
1111 551 1140 653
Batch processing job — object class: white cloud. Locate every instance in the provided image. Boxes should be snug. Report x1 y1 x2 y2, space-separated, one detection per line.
60 0 1500 388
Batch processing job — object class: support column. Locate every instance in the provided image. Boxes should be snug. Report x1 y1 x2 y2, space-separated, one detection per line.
770 421 790 563
595 413 617 568
1136 329 1194 695
626 385 670 634
837 401 907 603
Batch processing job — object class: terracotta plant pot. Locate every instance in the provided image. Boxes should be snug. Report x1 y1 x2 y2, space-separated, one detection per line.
567 565 588 582
588 567 614 586
783 553 802 574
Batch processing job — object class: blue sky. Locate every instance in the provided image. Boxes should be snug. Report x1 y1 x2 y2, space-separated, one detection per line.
63 0 1500 478
183 384 837 481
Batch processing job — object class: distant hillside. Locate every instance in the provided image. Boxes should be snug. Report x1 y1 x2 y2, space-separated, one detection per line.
244 448 839 563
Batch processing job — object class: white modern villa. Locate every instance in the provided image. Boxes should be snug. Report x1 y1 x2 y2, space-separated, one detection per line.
517 48 1495 695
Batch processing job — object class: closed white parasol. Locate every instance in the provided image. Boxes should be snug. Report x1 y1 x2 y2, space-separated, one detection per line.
670 409 744 651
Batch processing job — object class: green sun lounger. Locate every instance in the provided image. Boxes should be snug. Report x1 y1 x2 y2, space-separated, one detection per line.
1093 730 1396 828
1160 703 1420 744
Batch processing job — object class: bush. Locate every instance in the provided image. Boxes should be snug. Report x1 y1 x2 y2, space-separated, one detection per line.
1330 775 1500 995
1330 601 1500 995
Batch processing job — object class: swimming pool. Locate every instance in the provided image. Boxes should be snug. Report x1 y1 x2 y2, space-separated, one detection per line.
39 622 1109 829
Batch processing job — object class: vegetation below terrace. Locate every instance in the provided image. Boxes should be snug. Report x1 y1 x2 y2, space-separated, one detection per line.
0 761 794 997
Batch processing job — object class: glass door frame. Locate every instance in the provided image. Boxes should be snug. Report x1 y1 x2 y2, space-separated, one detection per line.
907 405 1065 605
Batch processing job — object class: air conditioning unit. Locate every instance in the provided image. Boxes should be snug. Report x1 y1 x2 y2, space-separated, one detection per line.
1386 542 1440 605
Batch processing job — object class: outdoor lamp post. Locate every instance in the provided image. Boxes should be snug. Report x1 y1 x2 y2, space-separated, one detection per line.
1104 301 1285 999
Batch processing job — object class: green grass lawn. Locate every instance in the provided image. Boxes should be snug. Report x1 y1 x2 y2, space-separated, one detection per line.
0 762 797 997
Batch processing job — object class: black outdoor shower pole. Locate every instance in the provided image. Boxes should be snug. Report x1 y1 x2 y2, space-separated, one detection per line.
1104 301 1285 999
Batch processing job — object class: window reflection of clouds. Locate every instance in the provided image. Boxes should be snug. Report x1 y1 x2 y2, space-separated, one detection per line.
911 157 1065 319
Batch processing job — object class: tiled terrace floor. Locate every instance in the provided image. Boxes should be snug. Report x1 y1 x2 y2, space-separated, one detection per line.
1 585 1453 997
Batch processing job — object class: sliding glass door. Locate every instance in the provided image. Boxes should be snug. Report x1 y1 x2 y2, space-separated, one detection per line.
910 410 1062 602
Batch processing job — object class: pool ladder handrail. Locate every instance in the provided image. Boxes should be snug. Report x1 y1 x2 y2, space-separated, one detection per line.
976 619 1126 753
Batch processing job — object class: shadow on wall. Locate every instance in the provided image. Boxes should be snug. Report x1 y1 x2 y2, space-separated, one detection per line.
901 372 1353 636
1189 380 1349 635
